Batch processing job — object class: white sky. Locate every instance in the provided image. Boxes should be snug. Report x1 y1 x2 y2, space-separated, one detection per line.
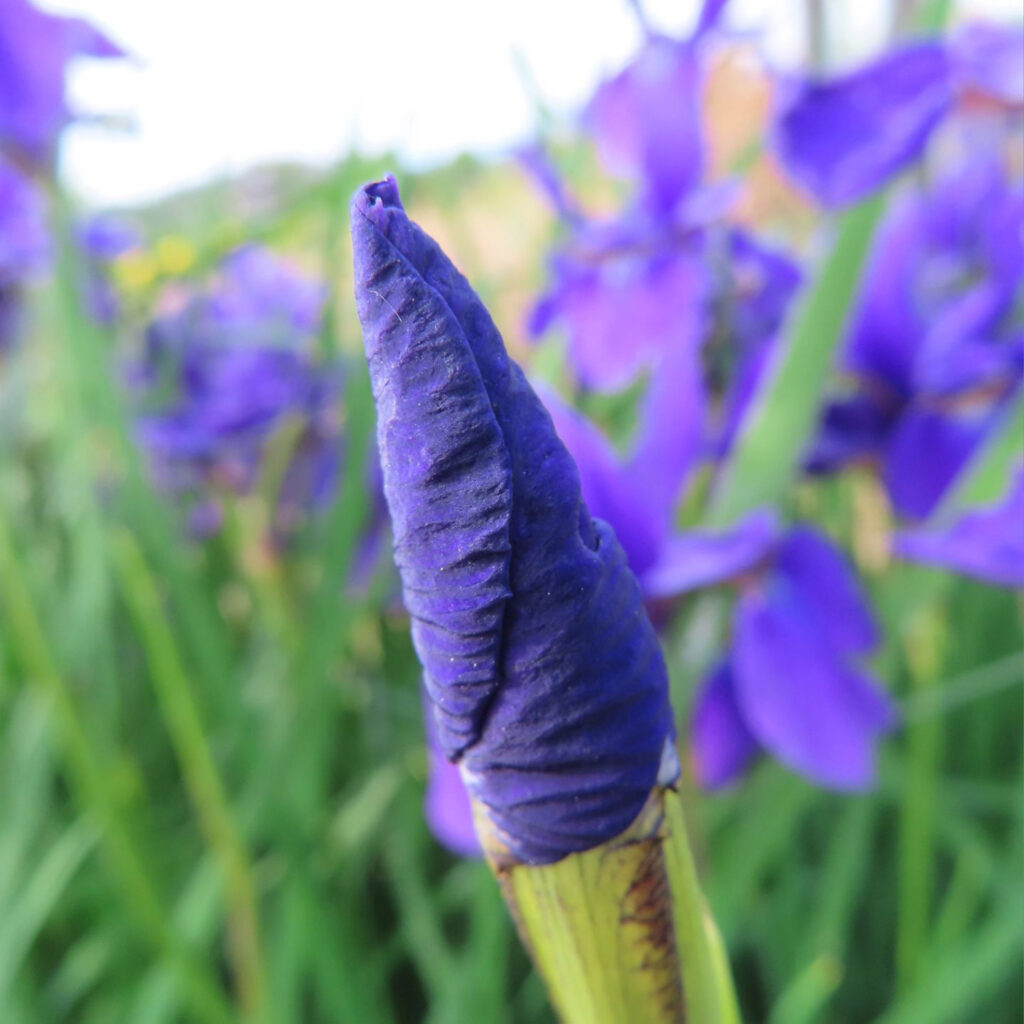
49 0 1020 208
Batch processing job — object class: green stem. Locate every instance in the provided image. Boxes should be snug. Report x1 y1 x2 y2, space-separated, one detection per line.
707 193 888 525
897 608 945 991
495 788 737 1023
111 529 267 1023
0 512 235 1024
48 189 235 714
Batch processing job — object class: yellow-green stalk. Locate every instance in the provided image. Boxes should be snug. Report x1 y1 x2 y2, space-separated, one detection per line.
476 786 740 1024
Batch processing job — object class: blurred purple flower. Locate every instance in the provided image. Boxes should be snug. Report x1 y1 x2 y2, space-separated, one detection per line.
544 395 897 790
774 23 1024 207
527 2 739 392
133 245 342 538
0 156 49 351
585 0 728 215
0 0 123 168
80 215 139 261
807 157 1023 518
530 214 710 390
894 470 1024 588
693 529 899 790
424 710 480 858
79 214 139 325
774 41 953 206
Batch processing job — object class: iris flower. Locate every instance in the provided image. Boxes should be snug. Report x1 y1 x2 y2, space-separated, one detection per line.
527 0 735 393
132 246 342 540
352 176 677 865
807 156 1023 519
583 0 728 216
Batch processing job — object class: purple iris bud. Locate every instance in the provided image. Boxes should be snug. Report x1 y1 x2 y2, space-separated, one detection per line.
352 176 677 865
0 0 123 167
808 156 1023 517
692 529 899 790
894 470 1024 588
774 41 954 206
132 246 341 540
0 155 49 352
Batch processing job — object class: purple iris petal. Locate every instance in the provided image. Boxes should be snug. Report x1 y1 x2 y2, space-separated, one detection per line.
531 221 709 391
844 198 930 392
584 0 727 215
585 35 705 215
732 586 898 789
774 41 954 206
0 0 123 166
883 401 1008 521
894 470 1024 588
629 341 707 524
806 392 896 475
691 660 760 789
775 528 879 655
642 510 780 598
0 157 48 276
425 748 481 859
353 176 675 864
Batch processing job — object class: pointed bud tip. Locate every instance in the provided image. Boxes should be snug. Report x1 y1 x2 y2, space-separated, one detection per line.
352 174 403 224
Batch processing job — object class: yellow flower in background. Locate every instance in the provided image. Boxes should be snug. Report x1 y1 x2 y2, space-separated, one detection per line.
155 235 197 276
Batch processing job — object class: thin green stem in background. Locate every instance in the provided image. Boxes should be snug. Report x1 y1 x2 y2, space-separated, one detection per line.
0 510 235 1024
897 608 946 992
48 189 235 712
111 528 267 1024
707 192 888 525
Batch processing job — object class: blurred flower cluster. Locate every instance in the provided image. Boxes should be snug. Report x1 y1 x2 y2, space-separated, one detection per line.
131 246 344 543
430 0 1023 855
1 0 124 352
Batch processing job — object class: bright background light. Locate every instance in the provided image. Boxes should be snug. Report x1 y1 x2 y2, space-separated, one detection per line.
49 0 1020 208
